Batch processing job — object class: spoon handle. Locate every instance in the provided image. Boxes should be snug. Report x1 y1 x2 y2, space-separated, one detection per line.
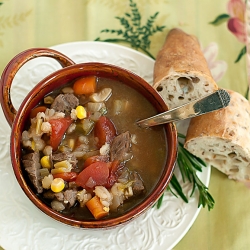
136 89 231 128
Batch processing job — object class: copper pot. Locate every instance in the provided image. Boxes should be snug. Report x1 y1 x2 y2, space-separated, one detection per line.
0 48 177 228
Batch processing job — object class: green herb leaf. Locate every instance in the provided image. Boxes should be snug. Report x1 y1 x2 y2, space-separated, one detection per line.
177 137 215 210
235 46 246 63
209 14 230 26
95 0 165 57
169 174 188 203
156 193 164 209
157 136 214 211
245 86 249 100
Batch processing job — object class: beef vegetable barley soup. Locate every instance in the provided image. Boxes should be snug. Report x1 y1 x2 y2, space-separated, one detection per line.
21 76 167 220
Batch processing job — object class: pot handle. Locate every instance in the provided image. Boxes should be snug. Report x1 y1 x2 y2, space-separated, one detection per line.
0 48 75 126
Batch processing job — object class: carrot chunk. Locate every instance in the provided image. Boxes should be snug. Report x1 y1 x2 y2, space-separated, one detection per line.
73 76 97 95
86 196 109 219
30 106 47 118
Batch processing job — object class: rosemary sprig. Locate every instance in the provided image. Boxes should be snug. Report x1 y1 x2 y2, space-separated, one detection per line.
156 133 215 211
167 174 188 203
177 133 214 210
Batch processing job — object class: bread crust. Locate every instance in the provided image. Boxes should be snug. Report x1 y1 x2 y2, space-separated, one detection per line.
184 90 250 181
153 28 218 109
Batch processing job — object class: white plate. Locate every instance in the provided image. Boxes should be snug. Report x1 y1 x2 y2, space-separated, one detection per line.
0 41 210 250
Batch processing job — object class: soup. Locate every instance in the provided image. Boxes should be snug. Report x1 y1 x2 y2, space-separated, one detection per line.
21 76 167 220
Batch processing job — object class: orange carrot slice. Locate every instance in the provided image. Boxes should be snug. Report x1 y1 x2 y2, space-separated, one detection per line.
73 76 97 95
86 196 109 219
30 106 47 118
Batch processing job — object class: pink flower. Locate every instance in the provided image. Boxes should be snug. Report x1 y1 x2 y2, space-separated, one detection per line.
227 0 246 43
202 43 227 82
227 0 245 21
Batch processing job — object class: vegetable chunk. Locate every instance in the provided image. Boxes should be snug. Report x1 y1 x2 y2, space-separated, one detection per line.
49 117 73 151
73 76 97 95
86 196 109 219
75 162 110 189
94 116 116 148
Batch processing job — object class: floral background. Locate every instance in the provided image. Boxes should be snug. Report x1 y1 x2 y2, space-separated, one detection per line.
0 0 249 249
0 0 248 95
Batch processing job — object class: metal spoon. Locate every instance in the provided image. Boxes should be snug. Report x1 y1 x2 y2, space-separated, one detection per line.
136 89 231 128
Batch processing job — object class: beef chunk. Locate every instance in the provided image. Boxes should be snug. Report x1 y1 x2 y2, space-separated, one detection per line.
44 189 77 208
22 152 43 194
51 93 79 114
43 191 64 202
43 190 55 200
64 189 77 207
132 172 145 196
52 152 78 168
55 192 64 201
110 131 131 161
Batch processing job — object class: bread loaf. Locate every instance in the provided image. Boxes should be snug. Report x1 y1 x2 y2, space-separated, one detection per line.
184 90 250 181
153 28 218 109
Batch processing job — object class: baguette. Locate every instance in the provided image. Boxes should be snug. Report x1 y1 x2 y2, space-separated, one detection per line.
153 28 218 109
184 90 250 181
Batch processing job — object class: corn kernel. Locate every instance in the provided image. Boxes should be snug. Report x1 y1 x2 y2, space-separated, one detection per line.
68 138 75 150
40 156 51 169
51 167 68 175
51 178 65 193
54 160 72 171
31 140 36 151
103 206 109 212
75 105 87 119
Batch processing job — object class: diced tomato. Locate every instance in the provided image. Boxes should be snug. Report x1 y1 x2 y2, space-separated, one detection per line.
30 106 47 118
49 117 73 151
52 172 78 182
73 76 97 95
106 161 122 188
75 162 110 190
84 155 109 168
94 116 116 148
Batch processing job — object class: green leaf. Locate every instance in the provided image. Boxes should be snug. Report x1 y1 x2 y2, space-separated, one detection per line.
156 25 165 32
245 86 249 100
209 14 230 26
156 193 164 209
169 174 189 203
235 46 246 63
177 132 186 139
177 138 215 210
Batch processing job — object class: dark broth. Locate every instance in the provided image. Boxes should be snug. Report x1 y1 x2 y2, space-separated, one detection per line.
23 76 167 220
100 79 167 194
